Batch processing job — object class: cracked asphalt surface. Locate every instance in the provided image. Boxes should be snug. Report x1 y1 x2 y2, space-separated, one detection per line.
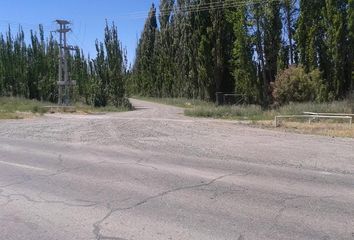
0 99 354 240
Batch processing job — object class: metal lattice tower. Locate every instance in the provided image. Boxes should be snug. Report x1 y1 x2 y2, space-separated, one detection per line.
55 20 76 106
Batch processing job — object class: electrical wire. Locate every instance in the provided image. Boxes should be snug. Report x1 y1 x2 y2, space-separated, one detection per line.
116 0 281 20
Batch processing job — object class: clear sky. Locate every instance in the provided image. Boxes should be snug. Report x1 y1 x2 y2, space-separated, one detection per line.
0 0 159 65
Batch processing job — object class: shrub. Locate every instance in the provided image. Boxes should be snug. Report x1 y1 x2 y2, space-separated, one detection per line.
272 66 324 105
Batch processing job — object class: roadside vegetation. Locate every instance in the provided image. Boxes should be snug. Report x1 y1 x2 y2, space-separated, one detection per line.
0 97 48 119
74 102 132 114
134 96 351 120
0 97 131 119
185 101 352 120
0 22 130 110
130 1 353 109
136 96 353 137
129 0 353 138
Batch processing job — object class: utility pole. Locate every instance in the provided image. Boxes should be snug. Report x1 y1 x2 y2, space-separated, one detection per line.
55 20 76 106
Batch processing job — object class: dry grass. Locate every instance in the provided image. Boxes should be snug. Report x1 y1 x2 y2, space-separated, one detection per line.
185 101 352 120
118 96 354 138
0 97 49 119
256 120 354 138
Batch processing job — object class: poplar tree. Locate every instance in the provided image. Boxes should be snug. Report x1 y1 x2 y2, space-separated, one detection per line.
349 0 354 92
252 3 268 106
134 4 158 96
228 3 258 102
263 1 282 85
283 0 297 64
156 0 174 97
323 0 351 97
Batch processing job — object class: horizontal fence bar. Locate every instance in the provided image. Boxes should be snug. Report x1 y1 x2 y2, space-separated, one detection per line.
275 115 352 127
303 112 354 117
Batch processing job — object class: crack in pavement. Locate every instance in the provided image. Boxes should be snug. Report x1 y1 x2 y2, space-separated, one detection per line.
0 155 107 208
92 172 239 240
0 190 14 207
0 174 32 189
0 178 102 208
270 193 339 233
0 155 167 213
0 192 41 204
37 191 100 208
267 194 343 240
268 194 314 234
98 236 129 240
0 190 100 208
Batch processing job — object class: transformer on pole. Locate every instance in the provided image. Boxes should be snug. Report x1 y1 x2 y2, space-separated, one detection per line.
55 20 76 106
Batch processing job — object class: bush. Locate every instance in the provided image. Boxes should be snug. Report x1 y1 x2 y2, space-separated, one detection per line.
272 66 324 105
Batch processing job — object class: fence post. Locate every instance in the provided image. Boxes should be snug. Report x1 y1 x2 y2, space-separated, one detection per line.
215 92 224 106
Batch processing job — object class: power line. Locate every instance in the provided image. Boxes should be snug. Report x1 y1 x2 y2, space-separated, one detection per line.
118 0 231 17
116 0 281 20
119 0 238 17
167 0 281 15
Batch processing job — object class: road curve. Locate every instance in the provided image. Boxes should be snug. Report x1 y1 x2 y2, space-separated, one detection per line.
0 99 353 240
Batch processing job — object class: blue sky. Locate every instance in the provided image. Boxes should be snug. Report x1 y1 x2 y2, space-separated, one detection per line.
0 0 159 65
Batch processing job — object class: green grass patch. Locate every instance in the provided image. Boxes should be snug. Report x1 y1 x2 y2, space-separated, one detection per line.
276 101 351 115
185 101 351 121
185 104 268 120
0 97 131 119
0 97 49 119
0 97 49 113
75 102 130 113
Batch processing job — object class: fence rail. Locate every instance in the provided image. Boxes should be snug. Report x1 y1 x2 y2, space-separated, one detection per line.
274 115 352 127
303 112 354 117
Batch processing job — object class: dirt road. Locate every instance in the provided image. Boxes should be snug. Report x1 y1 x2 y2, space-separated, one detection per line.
0 99 353 240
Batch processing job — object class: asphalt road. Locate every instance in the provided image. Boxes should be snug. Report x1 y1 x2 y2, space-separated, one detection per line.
0 99 353 240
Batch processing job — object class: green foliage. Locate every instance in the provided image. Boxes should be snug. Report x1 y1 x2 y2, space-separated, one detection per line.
129 0 351 106
1 0 353 109
133 4 158 96
0 97 49 119
0 23 130 109
296 0 352 99
263 1 282 84
272 66 325 105
349 0 354 99
132 0 233 101
89 23 131 108
227 4 258 103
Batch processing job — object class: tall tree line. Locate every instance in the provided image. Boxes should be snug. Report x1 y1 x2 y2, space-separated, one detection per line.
0 25 59 101
131 0 353 106
0 22 129 107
